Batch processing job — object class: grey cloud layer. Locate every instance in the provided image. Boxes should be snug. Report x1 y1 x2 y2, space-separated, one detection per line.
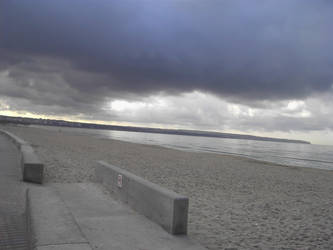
106 92 333 133
1 0 333 103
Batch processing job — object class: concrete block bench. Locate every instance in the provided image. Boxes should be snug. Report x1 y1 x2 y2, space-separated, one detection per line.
0 129 44 184
95 161 189 235
20 144 44 184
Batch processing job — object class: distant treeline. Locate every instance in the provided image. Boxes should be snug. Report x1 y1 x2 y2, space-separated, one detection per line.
0 115 310 144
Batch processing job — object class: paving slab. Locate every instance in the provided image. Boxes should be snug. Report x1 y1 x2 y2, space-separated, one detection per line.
29 186 89 247
78 214 205 250
52 183 131 219
54 183 206 250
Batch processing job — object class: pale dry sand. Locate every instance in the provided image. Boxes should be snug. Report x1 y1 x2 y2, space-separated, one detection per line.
2 124 333 250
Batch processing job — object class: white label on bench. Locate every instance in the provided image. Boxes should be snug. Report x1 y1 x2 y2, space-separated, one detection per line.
117 174 123 188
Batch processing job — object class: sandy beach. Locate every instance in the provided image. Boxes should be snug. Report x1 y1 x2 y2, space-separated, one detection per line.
2 124 333 250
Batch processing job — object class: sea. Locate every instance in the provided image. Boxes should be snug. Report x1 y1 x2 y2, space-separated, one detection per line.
35 125 333 171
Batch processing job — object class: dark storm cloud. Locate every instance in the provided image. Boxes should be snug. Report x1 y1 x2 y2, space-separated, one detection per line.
1 0 333 103
0 56 109 116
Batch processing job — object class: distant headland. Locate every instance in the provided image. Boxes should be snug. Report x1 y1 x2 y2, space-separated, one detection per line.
0 115 310 144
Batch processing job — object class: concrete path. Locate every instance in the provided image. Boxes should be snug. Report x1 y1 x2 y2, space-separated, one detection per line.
0 134 31 249
29 183 206 250
0 132 206 250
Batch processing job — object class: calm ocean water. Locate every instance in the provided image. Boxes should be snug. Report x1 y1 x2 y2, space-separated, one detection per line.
36 125 333 170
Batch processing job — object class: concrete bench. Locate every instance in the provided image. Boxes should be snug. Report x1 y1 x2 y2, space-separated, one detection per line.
95 161 189 235
0 129 44 184
20 144 44 184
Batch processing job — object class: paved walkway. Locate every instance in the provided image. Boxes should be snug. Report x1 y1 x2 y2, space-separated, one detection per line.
29 182 206 250
0 134 30 249
0 132 205 250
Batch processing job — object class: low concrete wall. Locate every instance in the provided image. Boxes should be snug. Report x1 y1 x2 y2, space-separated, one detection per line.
0 129 44 184
95 161 189 235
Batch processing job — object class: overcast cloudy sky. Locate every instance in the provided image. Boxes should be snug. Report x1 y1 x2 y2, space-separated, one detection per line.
1 0 333 145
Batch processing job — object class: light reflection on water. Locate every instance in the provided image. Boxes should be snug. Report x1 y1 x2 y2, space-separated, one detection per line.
104 130 333 170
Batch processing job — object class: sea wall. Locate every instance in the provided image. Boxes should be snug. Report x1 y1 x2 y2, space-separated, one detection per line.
0 129 44 184
95 160 189 235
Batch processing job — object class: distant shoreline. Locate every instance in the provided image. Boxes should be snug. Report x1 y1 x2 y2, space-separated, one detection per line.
0 114 310 144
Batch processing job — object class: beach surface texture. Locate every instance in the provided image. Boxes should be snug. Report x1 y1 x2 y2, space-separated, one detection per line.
2 124 333 250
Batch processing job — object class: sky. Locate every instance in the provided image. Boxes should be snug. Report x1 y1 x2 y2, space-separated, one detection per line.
0 0 333 145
